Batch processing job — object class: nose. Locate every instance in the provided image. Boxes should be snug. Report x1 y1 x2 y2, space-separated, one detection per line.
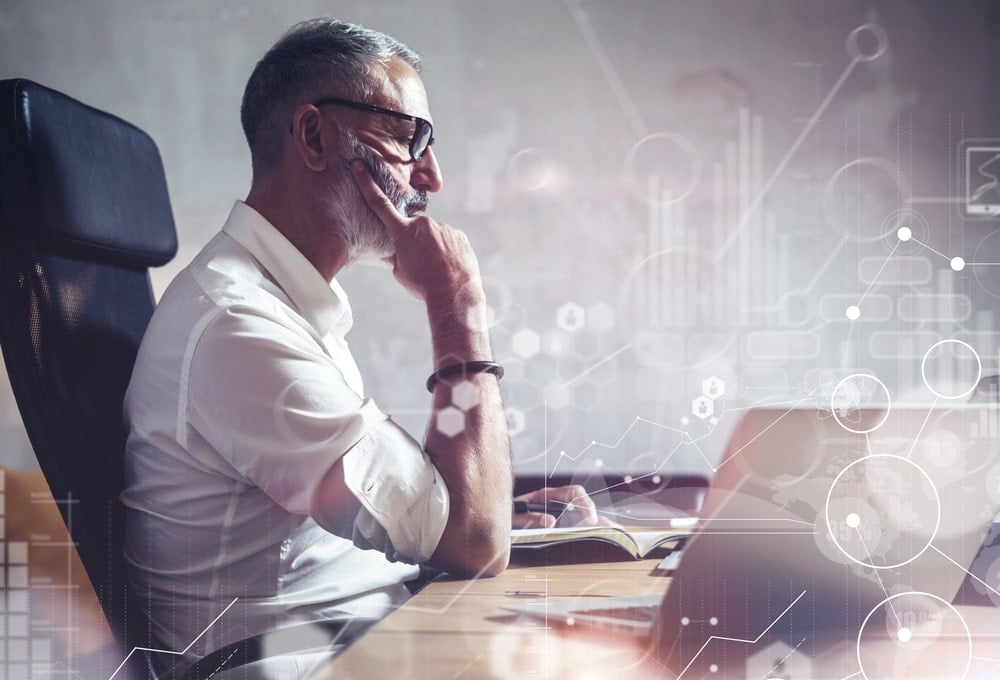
410 146 443 193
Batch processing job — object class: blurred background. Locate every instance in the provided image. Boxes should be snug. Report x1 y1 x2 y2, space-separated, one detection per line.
6 1 1000 676
2 0 1000 484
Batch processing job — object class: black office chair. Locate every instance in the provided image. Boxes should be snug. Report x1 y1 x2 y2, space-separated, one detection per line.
0 77 177 678
0 77 183 676
0 78 376 680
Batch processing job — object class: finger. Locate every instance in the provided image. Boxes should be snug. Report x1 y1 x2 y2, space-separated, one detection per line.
513 511 556 530
350 159 407 241
545 485 599 526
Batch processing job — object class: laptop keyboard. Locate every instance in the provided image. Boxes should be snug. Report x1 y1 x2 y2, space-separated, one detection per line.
571 605 659 623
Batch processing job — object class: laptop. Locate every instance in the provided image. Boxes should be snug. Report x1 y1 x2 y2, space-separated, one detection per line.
504 405 1000 678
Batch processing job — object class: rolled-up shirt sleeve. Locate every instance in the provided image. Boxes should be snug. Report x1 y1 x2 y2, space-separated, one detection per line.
185 304 449 563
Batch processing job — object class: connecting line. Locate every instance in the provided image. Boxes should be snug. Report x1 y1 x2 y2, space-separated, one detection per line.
715 54 862 260
108 597 240 680
764 636 808 678
560 341 636 388
858 239 899 304
840 320 856 370
675 590 808 679
563 0 647 138
905 397 939 459
931 545 1000 602
910 237 951 263
855 527 902 628
30 661 88 680
864 432 872 456
712 388 821 471
838 672 863 680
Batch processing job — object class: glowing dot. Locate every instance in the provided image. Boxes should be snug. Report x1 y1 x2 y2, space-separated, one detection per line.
709 616 719 626
680 617 690 626
566 616 576 626
680 416 690 425
591 440 596 445
846 513 861 528
565 502 575 511
559 451 566 457
594 459 603 468
709 664 719 673
897 226 912 241
652 474 662 484
624 475 633 484
846 305 861 320
709 417 718 425
951 256 965 271
897 627 912 643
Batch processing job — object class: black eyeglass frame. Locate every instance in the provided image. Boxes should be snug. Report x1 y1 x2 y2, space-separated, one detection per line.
305 96 435 162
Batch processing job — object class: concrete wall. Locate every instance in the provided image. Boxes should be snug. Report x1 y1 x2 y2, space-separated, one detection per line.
2 0 999 478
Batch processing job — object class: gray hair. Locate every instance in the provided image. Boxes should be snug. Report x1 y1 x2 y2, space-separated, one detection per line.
240 19 421 175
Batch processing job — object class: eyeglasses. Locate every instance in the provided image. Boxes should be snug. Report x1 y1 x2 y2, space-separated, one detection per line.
312 96 435 162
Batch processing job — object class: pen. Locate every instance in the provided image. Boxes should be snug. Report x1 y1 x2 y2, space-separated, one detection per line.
512 500 578 515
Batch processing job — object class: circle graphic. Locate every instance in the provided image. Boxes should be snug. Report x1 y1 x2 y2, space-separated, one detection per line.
822 158 909 242
623 132 702 206
507 147 555 192
825 454 941 569
830 373 891 434
920 339 981 400
972 230 1000 299
881 208 928 255
857 592 970 680
846 23 889 62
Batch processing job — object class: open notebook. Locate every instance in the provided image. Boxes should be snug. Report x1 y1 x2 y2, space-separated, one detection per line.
511 520 694 560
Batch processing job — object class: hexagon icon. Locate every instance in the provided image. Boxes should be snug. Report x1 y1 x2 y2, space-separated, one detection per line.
746 640 812 680
505 407 526 436
587 302 616 333
692 395 714 420
435 406 466 437
542 329 571 358
451 380 480 412
555 302 586 334
511 329 541 359
544 382 572 410
702 376 725 399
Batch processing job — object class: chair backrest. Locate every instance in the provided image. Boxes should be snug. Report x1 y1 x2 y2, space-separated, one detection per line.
0 78 177 676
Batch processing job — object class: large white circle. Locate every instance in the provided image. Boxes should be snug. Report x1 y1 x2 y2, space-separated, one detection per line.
920 339 981 400
824 454 941 570
830 373 891 434
857 592 970 680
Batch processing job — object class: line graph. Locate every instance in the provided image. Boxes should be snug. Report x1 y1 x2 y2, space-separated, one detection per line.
107 598 239 680
674 589 807 679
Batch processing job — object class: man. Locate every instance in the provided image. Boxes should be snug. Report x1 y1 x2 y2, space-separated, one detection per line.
121 18 595 672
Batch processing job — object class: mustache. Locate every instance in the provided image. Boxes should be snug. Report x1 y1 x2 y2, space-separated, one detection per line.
403 191 428 216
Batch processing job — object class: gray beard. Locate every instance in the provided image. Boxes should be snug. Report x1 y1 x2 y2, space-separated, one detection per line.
329 134 428 264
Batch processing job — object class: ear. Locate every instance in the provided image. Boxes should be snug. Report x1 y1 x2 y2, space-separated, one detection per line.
290 104 333 172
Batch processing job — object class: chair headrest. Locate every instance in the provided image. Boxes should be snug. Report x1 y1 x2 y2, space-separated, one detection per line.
0 79 177 267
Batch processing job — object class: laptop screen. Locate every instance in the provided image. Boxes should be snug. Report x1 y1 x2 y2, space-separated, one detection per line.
652 405 999 678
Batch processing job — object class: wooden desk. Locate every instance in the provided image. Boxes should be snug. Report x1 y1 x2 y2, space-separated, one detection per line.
316 554 1000 680
316 555 667 679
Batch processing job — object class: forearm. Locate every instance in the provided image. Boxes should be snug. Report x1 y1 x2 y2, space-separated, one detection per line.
423 293 513 576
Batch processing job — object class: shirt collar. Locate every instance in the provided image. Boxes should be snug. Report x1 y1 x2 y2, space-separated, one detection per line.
221 201 353 338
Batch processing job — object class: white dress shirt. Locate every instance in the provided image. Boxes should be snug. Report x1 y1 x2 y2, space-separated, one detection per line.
121 201 449 664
